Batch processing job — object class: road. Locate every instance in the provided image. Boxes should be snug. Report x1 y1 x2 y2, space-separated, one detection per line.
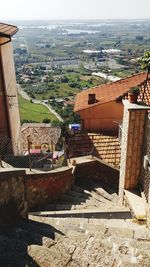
17 84 64 122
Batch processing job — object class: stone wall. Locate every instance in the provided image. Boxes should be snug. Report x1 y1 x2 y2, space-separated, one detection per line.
74 161 119 191
119 100 149 201
0 169 28 225
26 167 74 211
140 115 150 202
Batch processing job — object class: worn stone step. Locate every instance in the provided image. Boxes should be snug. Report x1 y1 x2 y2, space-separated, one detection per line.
72 185 91 196
30 207 131 220
59 193 86 204
68 190 91 200
90 191 114 206
93 187 113 201
29 215 148 240
124 190 147 220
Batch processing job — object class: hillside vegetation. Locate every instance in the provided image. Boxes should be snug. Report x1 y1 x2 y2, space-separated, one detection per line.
18 95 58 124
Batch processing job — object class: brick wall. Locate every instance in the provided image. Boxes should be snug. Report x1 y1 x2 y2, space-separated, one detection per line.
0 169 28 225
26 167 74 211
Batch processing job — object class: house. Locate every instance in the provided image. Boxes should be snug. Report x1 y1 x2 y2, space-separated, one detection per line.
74 72 147 133
0 23 21 155
71 73 150 169
21 123 61 153
64 100 74 107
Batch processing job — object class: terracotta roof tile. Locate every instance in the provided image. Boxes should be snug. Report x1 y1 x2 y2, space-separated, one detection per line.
137 79 150 106
69 133 120 168
0 23 18 38
21 123 61 151
74 72 147 112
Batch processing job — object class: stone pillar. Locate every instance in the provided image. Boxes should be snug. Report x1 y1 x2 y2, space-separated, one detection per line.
119 100 150 202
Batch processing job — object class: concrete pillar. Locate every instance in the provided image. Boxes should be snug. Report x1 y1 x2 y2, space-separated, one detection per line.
119 100 150 202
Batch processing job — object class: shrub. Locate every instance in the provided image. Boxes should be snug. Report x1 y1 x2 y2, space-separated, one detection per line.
129 86 140 94
42 118 51 123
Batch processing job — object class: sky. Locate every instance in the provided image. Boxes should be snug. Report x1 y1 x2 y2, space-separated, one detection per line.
1 0 150 21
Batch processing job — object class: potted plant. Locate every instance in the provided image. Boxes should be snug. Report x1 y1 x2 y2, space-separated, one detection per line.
128 86 140 103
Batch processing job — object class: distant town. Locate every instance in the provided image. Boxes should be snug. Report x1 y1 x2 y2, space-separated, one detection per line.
11 19 150 124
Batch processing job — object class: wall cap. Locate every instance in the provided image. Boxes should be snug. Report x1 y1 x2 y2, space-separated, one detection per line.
122 100 150 110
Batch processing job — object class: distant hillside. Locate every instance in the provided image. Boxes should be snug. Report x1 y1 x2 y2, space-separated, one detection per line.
18 94 58 124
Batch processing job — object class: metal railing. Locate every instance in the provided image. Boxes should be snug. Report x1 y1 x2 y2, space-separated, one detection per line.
0 135 64 171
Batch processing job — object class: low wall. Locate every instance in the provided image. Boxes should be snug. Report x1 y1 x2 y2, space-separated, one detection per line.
74 161 119 190
26 167 74 211
0 169 28 225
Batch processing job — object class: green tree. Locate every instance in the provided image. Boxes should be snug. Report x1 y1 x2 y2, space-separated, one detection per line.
42 118 51 123
140 51 150 100
141 51 150 80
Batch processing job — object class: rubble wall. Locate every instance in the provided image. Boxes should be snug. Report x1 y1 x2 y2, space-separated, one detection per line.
26 167 74 210
0 169 28 225
74 161 119 190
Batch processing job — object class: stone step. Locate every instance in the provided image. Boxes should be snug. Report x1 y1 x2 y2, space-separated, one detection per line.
67 189 91 199
93 187 113 201
30 207 131 220
29 215 148 239
124 190 147 220
72 185 91 196
59 193 87 204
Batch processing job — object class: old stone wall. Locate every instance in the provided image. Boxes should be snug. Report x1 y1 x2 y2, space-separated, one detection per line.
0 169 28 225
74 161 119 191
140 115 150 202
26 167 74 211
119 101 148 201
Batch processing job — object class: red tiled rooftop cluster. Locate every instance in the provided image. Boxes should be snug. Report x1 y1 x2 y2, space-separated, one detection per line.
70 133 120 168
0 23 18 37
74 72 147 112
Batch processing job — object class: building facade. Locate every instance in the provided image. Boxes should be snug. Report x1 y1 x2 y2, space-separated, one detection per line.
0 23 21 155
74 73 147 133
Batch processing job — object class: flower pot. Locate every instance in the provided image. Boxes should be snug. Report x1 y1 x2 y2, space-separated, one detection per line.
128 92 138 103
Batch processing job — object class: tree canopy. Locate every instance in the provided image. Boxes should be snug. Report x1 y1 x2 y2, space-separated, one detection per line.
141 51 150 75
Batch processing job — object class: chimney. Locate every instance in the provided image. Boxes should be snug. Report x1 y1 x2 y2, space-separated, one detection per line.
88 94 96 104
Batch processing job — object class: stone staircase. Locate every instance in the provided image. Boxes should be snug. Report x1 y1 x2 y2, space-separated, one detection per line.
28 180 150 266
31 180 132 223
1 180 150 267
27 213 150 267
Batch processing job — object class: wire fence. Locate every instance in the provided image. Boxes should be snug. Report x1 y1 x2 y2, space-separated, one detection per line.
0 135 65 171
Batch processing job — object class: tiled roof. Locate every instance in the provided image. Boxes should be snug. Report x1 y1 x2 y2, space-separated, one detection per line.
138 79 150 106
0 23 18 38
21 123 61 151
74 72 147 112
21 123 53 131
69 133 120 168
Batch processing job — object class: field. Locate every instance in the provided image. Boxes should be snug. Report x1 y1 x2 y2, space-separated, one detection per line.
18 95 58 123
23 73 103 101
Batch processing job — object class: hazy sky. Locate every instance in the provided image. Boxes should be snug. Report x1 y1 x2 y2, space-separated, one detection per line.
1 0 150 21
